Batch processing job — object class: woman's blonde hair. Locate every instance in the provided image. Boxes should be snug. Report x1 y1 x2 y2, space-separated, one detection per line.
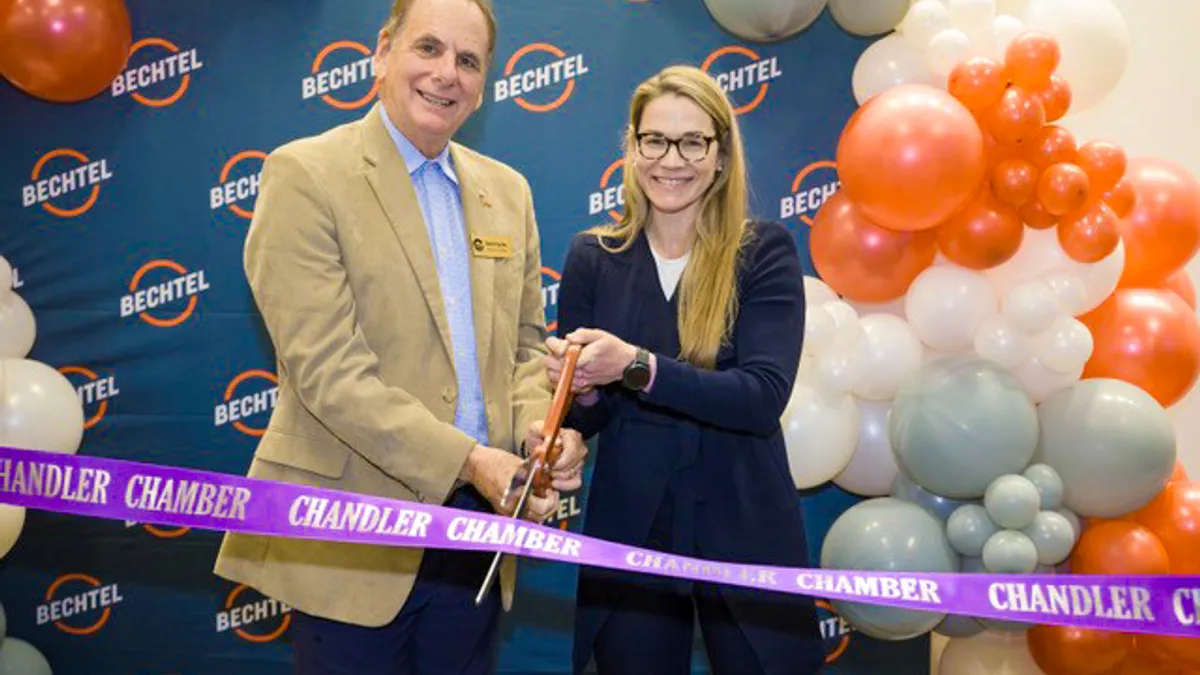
589 65 751 369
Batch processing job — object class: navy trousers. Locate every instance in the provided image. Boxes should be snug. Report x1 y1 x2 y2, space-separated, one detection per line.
291 486 501 675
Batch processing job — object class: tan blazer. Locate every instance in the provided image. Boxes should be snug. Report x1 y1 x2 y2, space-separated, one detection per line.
213 103 552 627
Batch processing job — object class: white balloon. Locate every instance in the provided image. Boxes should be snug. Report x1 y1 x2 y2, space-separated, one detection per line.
995 0 1030 20
852 33 940 105
0 505 24 559
0 637 52 675
834 399 901 496
947 0 996 38
986 228 1124 316
990 14 1025 59
804 275 839 307
804 304 838 357
1033 316 1094 374
824 300 863 343
848 295 907 319
905 265 999 351
1012 356 1082 403
974 314 1031 369
1002 280 1062 334
0 358 85 454
926 28 973 80
829 0 911 36
851 314 925 400
1023 0 1129 113
782 383 860 490
0 294 35 359
900 0 952 46
1041 272 1088 316
815 341 862 395
703 0 829 42
0 256 12 296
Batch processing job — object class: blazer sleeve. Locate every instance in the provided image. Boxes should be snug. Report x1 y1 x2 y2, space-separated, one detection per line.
557 234 615 439
509 175 553 447
640 222 806 436
244 148 476 504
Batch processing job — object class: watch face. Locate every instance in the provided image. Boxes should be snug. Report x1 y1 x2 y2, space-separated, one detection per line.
625 366 650 389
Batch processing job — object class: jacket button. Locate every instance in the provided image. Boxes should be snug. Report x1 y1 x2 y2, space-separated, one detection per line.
443 388 455 403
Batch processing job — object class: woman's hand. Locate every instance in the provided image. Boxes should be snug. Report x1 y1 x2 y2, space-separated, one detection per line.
565 328 637 389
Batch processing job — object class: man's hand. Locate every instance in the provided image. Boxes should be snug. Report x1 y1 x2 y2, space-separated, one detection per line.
460 444 559 523
525 420 587 492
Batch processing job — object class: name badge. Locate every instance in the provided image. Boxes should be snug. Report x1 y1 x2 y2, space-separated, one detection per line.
470 235 514 259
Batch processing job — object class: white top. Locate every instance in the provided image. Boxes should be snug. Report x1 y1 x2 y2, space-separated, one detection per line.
650 246 690 300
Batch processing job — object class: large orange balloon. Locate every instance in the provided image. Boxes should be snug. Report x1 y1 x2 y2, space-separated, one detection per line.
0 0 132 103
809 192 937 302
1079 288 1200 408
837 85 985 232
937 187 1024 269
1117 158 1200 287
1068 519 1170 576
1131 481 1200 574
1104 177 1137 219
1027 625 1132 675
1162 270 1197 310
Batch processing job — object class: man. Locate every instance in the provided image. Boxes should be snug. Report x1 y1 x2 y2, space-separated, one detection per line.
213 0 587 672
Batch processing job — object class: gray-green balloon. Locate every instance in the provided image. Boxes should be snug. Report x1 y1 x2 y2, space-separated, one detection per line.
1023 511 1076 566
890 472 974 522
982 530 1039 574
946 504 999 557
1036 378 1176 517
984 475 1042 529
821 498 959 640
1023 463 1065 510
0 637 52 675
890 356 1039 498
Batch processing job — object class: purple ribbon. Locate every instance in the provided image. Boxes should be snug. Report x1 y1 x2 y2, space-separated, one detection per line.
0 445 1196 638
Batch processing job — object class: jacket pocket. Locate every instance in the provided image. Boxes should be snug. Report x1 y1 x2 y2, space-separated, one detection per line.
254 430 350 479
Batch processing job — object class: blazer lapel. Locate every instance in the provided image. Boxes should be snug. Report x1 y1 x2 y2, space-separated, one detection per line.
450 143 495 375
360 104 454 365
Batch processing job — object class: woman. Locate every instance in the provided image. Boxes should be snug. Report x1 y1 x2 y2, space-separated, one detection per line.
545 65 825 674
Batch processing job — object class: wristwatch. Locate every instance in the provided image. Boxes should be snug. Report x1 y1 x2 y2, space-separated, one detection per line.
621 347 652 390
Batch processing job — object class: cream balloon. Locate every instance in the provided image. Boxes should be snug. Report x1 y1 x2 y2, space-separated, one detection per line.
815 340 862 395
1032 316 1093 374
782 383 860 490
905 265 999 351
0 293 35 359
804 275 839 307
0 256 12 297
900 0 951 46
703 0 829 42
994 0 1030 19
1012 356 1083 403
833 399 900 496
803 304 838 357
938 629 1044 675
1023 0 1129 113
947 0 996 39
990 14 1025 59
1002 279 1061 334
851 33 940 105
828 0 910 36
0 358 85 454
926 28 973 80
985 228 1124 316
973 315 1031 369
848 296 907 320
0 505 24 559
851 314 924 401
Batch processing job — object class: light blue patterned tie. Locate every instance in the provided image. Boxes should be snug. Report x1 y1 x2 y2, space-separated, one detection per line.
416 160 489 447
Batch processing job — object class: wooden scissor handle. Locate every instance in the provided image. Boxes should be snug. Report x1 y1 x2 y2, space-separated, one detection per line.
533 343 582 495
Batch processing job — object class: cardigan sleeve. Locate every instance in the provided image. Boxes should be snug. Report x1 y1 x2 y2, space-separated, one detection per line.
640 222 806 436
557 233 616 439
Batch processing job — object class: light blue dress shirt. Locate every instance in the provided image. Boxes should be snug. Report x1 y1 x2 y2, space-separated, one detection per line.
380 111 489 447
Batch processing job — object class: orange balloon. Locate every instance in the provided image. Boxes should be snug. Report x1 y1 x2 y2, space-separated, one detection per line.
1027 126 1079 170
0 0 132 103
1034 74 1073 123
1004 30 1061 90
1038 163 1091 216
937 188 1024 269
837 85 986 232
985 85 1047 146
809 192 937 302
1140 634 1200 671
985 132 1027 177
1104 177 1137 219
1069 519 1170 576
948 57 1008 112
1170 460 1190 484
1162 270 1197 310
1112 640 1186 675
1021 199 1059 230
993 158 1038 206
1058 201 1120 263
1131 481 1200 574
1076 141 1128 195
1117 158 1200 288
1079 288 1200 408
1027 625 1132 675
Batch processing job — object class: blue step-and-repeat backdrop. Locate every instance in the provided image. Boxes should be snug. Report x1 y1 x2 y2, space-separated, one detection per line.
0 1 930 672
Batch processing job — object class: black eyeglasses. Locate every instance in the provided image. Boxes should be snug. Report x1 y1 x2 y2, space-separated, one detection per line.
635 132 718 162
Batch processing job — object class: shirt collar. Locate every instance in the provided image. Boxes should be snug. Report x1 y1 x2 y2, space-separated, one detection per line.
379 106 458 185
